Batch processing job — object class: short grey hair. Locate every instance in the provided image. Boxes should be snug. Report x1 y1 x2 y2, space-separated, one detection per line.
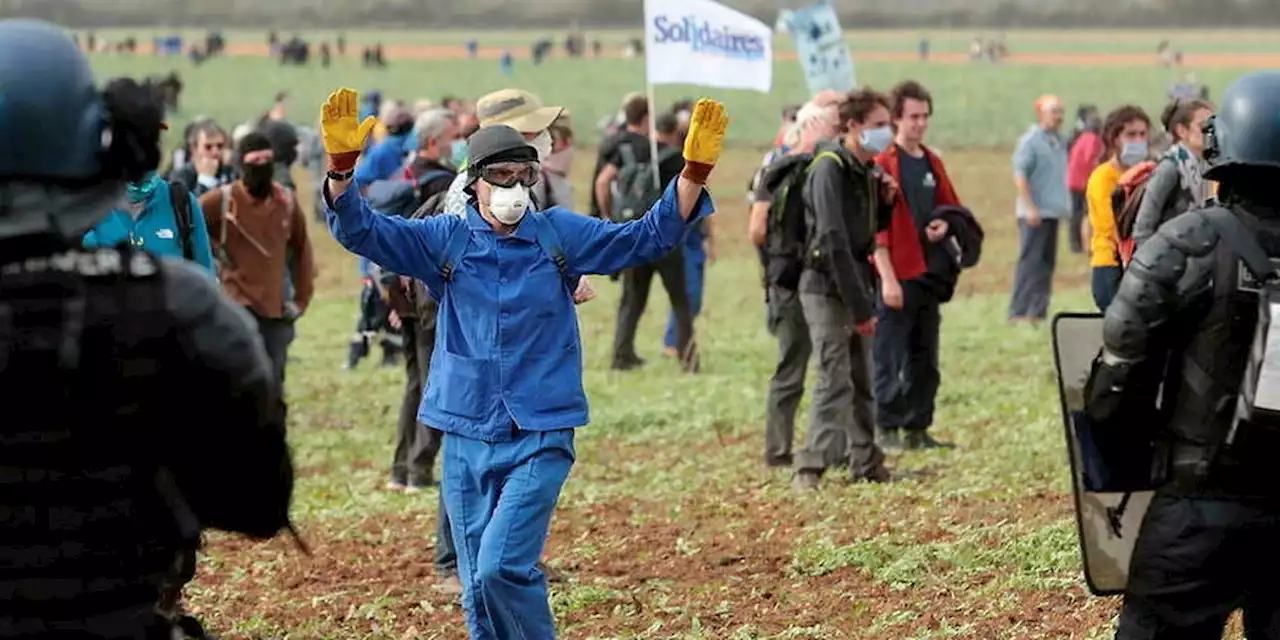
416 108 457 148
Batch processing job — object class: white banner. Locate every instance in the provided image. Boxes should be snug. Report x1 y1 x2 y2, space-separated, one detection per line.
644 0 774 93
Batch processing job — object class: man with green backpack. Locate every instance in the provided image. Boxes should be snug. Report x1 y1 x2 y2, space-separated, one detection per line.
594 95 696 372
760 90 898 489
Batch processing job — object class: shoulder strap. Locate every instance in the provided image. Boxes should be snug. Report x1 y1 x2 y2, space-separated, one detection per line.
168 180 195 261
417 169 453 188
618 143 638 168
807 150 845 172
439 219 472 282
1201 207 1277 281
526 212 575 293
218 184 231 246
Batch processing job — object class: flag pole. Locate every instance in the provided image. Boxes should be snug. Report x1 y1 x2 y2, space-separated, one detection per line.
646 81 662 190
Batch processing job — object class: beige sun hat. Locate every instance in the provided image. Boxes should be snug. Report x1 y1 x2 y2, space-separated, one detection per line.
476 88 564 133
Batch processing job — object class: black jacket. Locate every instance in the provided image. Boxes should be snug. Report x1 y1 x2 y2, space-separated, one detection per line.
922 204 984 303
1101 204 1280 497
0 244 294 638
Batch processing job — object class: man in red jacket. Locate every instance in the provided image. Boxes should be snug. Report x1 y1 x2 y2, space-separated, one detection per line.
872 80 961 451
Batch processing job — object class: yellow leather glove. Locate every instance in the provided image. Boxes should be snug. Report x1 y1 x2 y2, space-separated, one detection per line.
320 88 379 174
681 99 730 184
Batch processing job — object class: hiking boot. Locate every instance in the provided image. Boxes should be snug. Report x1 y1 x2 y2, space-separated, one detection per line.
344 340 368 370
611 355 646 371
851 463 893 484
904 431 956 451
791 471 821 491
764 453 794 469
405 472 435 493
877 428 903 452
379 344 400 369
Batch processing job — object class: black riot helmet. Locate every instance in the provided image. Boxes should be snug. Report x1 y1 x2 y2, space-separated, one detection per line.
1203 70 1280 182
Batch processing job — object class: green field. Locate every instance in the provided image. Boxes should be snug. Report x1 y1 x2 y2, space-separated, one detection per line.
84 31 1257 639
92 54 1246 150
85 26 1280 53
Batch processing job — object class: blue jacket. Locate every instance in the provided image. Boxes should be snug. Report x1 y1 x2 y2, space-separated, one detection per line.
354 134 410 189
326 179 712 441
82 180 217 275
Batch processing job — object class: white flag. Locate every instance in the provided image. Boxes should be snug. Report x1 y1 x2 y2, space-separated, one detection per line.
644 0 774 93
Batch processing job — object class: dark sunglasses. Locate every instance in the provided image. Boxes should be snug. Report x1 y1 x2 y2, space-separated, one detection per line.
480 162 540 189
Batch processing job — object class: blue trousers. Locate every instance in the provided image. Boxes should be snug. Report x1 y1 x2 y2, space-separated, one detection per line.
664 251 705 349
443 428 575 640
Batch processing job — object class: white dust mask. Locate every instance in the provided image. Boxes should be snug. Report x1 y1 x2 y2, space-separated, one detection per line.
488 183 530 225
530 130 553 162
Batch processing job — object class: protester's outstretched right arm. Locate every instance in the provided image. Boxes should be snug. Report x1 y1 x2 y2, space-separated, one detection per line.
162 260 294 540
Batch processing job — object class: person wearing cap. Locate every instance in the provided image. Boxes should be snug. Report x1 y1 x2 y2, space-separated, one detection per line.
1008 94 1070 324
441 88 563 219
355 104 415 190
319 87 727 639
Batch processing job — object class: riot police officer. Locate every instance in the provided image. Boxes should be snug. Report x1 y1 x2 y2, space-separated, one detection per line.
1095 69 1280 639
0 19 297 639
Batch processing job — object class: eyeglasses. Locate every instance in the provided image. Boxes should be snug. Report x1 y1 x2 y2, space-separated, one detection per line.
480 162 540 189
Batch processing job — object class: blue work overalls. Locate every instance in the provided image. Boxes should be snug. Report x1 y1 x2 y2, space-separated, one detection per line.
326 179 712 639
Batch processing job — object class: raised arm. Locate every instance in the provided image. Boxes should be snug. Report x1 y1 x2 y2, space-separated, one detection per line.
320 88 451 288
553 99 728 275
551 178 711 276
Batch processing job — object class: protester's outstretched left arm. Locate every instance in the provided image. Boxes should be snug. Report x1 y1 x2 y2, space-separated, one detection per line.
558 99 727 275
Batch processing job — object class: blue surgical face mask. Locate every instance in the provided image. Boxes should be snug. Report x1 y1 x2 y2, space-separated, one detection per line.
1119 140 1149 166
450 139 468 168
859 125 894 155
126 171 161 203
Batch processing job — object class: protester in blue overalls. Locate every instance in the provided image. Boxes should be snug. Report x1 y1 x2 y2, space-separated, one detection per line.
320 88 727 639
82 171 216 275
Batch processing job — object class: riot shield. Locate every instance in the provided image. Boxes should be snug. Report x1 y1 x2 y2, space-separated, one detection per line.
1051 313 1152 597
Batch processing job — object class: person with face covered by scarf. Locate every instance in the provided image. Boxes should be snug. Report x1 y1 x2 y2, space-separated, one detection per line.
321 87 726 639
82 168 217 275
199 132 316 426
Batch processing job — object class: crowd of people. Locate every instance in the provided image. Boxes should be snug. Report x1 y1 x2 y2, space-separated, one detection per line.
996 92 1218 318
747 82 984 489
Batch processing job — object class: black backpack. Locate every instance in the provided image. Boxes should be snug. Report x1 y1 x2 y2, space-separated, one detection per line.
611 142 680 223
762 151 845 291
168 180 196 261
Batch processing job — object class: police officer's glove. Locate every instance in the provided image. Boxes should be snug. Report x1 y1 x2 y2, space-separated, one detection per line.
680 99 730 185
319 88 378 175
1084 351 1135 424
